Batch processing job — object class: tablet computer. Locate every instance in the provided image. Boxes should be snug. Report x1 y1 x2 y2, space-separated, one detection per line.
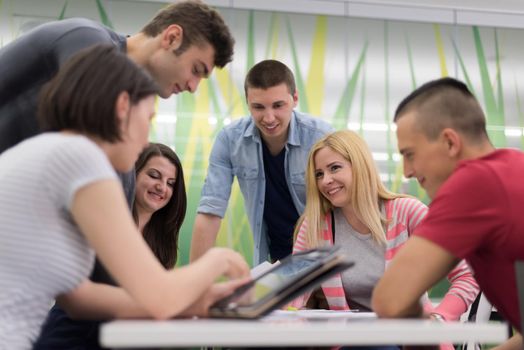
209 246 354 319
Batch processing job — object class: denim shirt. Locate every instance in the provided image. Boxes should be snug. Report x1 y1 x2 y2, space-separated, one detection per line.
197 111 333 264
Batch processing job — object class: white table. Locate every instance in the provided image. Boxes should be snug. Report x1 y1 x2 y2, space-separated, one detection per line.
100 311 508 348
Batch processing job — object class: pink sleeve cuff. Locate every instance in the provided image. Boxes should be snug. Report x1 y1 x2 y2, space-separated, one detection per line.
434 294 468 321
289 292 311 309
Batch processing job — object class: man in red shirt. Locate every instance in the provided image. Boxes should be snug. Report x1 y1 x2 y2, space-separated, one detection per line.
372 77 524 350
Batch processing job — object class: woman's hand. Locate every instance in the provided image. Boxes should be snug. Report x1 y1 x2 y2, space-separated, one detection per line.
201 247 250 279
179 277 251 317
176 247 250 317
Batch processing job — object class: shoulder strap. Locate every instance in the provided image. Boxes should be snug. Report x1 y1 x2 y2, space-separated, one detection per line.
331 210 336 243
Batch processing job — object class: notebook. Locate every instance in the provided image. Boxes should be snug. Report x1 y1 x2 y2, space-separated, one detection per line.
209 246 354 319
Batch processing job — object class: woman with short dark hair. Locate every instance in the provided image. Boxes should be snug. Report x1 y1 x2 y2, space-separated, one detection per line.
0 44 248 349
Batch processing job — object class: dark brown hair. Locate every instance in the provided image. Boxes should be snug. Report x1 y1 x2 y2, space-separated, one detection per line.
244 59 296 97
38 45 159 141
394 77 488 142
141 0 234 68
133 143 187 268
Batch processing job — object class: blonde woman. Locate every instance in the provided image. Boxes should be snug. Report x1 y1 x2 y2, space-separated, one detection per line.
292 130 478 322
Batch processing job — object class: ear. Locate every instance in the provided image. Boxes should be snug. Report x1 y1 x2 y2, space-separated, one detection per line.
160 24 183 51
292 90 298 107
245 87 253 104
440 128 462 158
115 91 131 125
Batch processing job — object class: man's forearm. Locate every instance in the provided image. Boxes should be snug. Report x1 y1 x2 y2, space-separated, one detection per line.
492 333 522 350
372 237 459 320
190 213 222 262
372 290 424 319
190 233 216 262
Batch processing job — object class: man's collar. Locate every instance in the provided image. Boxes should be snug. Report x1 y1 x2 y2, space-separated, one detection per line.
287 111 300 146
244 119 257 139
244 111 300 147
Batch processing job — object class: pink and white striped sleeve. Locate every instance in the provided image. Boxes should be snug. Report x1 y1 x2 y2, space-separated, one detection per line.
434 260 480 321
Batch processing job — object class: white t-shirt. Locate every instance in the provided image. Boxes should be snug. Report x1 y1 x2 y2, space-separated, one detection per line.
0 133 117 349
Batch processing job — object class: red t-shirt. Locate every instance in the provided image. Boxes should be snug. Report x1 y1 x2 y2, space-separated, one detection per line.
415 149 524 330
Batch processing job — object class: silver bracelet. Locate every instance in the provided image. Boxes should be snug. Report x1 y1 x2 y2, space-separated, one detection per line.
430 313 445 322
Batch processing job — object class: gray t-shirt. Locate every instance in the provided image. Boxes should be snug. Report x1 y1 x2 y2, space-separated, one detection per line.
0 18 126 153
0 17 134 207
334 208 386 311
0 133 117 349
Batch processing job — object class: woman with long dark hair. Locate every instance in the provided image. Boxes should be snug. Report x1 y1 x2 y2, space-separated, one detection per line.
36 142 188 350
133 142 187 268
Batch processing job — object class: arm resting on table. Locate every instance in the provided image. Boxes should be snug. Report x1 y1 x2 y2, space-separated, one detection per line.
372 236 459 318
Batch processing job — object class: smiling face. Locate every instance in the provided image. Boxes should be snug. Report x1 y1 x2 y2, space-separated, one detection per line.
247 83 297 147
396 111 457 199
135 155 177 214
314 146 354 208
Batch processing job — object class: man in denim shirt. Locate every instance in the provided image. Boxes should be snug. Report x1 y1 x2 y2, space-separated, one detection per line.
190 60 333 265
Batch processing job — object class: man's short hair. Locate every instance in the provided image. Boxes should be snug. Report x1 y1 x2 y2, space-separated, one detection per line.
244 60 296 97
38 45 159 142
394 77 488 142
141 0 234 68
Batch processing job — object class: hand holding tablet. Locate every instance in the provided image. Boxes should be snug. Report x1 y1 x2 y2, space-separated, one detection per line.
209 246 354 319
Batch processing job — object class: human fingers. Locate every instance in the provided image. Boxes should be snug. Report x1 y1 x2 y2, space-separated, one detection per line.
223 250 250 279
213 277 251 300
204 247 250 278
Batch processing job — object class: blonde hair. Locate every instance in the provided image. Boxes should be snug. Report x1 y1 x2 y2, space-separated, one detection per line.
295 130 407 247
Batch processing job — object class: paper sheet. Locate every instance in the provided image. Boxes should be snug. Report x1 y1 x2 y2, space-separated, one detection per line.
251 260 281 279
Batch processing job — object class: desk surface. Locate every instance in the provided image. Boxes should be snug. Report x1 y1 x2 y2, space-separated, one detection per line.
100 311 508 348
